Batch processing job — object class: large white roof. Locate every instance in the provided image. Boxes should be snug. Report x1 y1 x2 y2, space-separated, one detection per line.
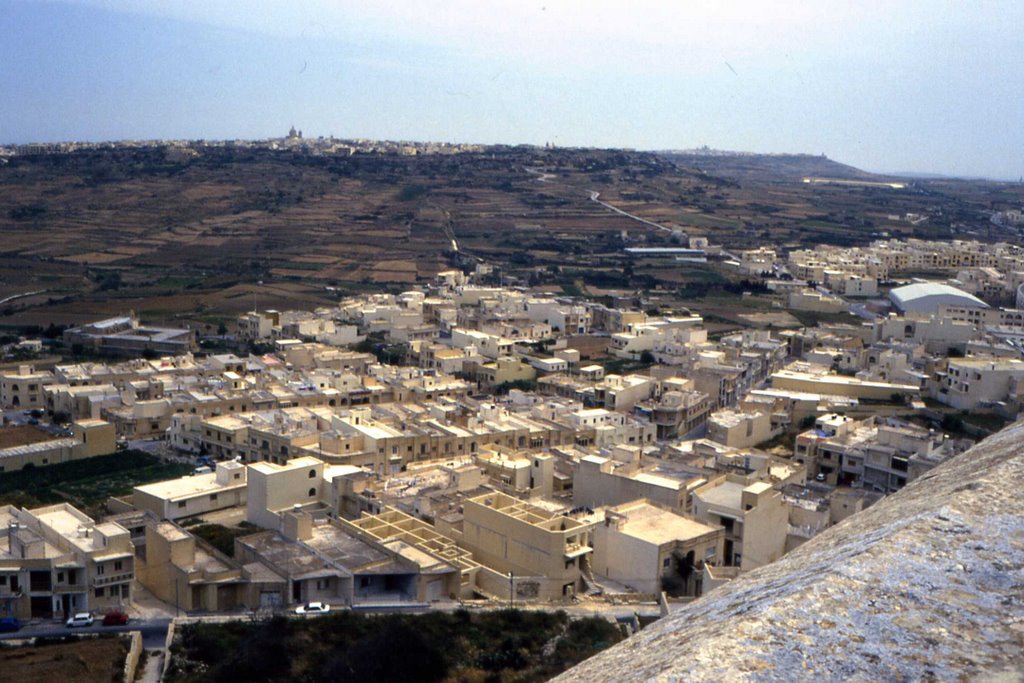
889 282 988 311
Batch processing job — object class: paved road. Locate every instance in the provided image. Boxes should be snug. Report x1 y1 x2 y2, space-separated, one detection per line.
525 166 674 234
0 617 171 648
587 190 674 234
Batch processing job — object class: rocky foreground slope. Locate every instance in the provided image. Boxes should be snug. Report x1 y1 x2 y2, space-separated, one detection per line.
557 420 1024 682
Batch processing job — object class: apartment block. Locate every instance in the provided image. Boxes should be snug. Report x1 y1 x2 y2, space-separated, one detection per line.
133 460 247 521
691 476 789 571
453 492 596 600
0 503 133 620
137 520 286 612
0 365 53 409
592 500 724 596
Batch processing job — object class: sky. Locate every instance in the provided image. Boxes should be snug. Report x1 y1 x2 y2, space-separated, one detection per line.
2 0 1023 179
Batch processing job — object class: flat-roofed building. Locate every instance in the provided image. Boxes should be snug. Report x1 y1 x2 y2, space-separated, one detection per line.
573 448 705 514
246 456 326 530
137 520 287 612
0 503 134 620
235 511 454 607
707 409 775 449
934 357 1024 410
133 460 247 521
63 314 196 358
342 507 478 600
0 365 53 409
0 419 116 473
770 365 919 402
453 491 596 600
691 476 789 572
592 500 724 596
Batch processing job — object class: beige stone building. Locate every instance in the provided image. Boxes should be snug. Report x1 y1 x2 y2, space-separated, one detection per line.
246 456 328 530
706 409 775 449
0 503 133 620
691 476 789 571
592 501 724 596
0 419 116 473
452 491 597 600
133 460 247 521
572 447 703 514
0 365 53 409
137 520 286 612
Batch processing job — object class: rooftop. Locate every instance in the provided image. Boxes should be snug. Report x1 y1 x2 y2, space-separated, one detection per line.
134 470 244 501
611 502 721 545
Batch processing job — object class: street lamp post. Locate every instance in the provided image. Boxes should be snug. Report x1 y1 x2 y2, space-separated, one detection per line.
508 571 514 610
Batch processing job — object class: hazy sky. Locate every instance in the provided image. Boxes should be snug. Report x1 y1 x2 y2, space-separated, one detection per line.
3 0 1023 178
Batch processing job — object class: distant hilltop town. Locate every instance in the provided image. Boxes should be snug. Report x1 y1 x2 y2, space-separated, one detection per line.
0 130 493 159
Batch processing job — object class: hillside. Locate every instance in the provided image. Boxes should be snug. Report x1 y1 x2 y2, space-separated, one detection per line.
659 151 879 182
0 143 1019 329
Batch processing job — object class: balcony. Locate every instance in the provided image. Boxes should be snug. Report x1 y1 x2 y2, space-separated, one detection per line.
53 582 88 593
93 572 133 588
564 544 593 560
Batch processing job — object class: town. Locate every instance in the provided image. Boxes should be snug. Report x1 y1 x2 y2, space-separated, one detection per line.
3 232 1023 663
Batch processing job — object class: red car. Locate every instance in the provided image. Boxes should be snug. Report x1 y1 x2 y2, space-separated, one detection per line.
102 610 129 626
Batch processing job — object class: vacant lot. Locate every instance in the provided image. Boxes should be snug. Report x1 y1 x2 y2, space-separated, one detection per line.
0 635 128 683
0 424 56 449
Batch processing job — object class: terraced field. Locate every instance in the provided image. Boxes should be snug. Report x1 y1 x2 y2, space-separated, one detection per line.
0 144 1019 330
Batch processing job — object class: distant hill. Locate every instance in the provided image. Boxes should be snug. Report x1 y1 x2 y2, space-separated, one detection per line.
658 151 882 182
0 141 1017 329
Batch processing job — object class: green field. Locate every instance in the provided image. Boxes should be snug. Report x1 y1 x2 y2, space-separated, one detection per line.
0 450 191 514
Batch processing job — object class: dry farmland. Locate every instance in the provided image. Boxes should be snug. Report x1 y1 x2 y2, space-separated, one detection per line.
0 144 1020 330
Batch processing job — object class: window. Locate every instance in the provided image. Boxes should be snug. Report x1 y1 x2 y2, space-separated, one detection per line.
114 561 122 571
95 587 105 597
178 501 186 509
663 557 671 568
97 564 105 575
308 488 316 497
210 493 218 502
309 469 317 478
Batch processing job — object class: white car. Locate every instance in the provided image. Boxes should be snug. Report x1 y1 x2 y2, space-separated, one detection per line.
295 601 330 615
66 612 94 627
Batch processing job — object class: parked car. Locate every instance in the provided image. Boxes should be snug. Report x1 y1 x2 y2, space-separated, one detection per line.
66 612 94 628
295 601 330 615
102 610 129 626
0 617 21 633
